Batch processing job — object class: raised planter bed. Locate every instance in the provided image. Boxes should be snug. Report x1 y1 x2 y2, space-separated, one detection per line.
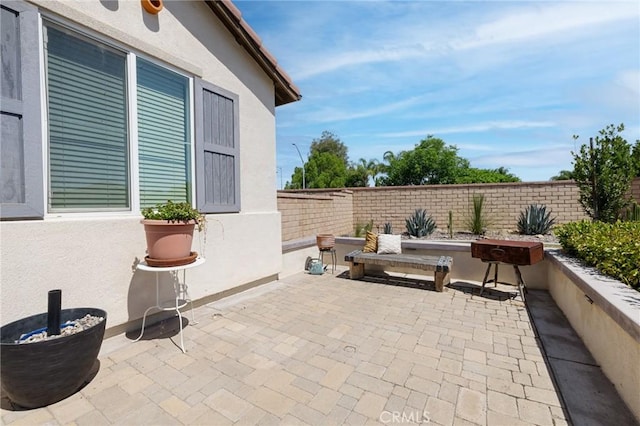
546 250 640 422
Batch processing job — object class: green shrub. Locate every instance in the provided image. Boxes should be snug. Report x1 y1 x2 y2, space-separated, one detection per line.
383 222 393 234
465 193 489 235
517 204 556 235
555 220 640 290
142 200 201 222
405 208 436 237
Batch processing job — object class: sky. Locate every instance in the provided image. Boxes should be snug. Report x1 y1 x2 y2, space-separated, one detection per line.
234 1 640 187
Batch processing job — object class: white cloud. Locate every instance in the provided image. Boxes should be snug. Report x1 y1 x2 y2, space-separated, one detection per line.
470 145 574 169
452 3 638 51
292 45 428 80
295 94 429 124
381 121 557 138
288 2 639 81
617 70 640 95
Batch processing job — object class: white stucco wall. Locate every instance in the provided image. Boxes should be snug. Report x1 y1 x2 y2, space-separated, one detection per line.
0 213 281 330
1 1 283 331
547 259 640 421
282 245 319 279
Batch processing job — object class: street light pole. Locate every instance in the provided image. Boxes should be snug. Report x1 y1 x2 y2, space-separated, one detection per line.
276 166 283 190
292 143 306 189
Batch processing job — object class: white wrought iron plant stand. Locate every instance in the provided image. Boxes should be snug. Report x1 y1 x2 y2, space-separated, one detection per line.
134 258 204 353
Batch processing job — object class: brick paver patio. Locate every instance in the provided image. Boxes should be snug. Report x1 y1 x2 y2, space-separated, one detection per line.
1 269 569 425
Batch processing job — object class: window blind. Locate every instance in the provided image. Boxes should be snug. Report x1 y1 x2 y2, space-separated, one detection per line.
45 25 129 210
137 58 190 208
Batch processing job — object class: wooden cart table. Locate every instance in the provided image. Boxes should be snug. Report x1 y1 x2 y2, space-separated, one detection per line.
470 239 544 300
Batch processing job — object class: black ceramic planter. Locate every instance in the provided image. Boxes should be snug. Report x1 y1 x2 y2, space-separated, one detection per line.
0 308 106 409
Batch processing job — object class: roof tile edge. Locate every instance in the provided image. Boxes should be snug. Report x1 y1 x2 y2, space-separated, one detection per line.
206 0 301 106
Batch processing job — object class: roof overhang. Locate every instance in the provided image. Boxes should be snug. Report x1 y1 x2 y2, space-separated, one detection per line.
205 0 302 107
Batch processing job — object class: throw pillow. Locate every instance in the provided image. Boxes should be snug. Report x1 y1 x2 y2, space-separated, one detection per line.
363 231 378 253
377 234 402 254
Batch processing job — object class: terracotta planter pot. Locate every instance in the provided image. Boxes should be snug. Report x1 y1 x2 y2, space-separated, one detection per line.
141 219 196 260
316 234 335 250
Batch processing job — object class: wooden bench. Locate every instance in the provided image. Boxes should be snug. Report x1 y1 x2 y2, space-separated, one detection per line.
344 250 453 292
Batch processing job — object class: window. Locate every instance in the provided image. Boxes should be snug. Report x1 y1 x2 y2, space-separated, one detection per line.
44 23 194 212
137 59 191 208
45 24 129 210
1 16 241 218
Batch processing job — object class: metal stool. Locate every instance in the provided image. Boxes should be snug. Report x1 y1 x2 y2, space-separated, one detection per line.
479 261 527 301
319 248 337 273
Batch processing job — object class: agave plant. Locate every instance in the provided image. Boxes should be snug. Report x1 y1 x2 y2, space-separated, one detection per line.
383 222 393 234
405 208 436 237
517 204 556 235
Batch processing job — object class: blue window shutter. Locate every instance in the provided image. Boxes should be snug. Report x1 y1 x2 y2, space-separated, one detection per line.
137 58 191 208
1 2 44 219
45 24 129 211
195 79 240 213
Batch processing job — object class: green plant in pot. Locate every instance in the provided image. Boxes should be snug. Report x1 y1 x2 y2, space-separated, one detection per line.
141 201 205 265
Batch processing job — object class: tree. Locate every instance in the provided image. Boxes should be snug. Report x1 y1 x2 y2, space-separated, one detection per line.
379 136 469 185
310 131 348 165
456 167 520 184
351 158 381 187
382 150 397 165
632 140 640 177
376 151 396 186
305 152 349 188
550 170 574 181
572 123 635 222
345 165 369 187
287 131 350 189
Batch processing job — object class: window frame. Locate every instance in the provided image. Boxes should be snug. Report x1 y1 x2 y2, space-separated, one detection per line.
39 16 198 218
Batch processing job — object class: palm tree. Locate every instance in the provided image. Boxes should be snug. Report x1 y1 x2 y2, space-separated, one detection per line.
357 158 381 186
382 150 396 164
375 151 400 186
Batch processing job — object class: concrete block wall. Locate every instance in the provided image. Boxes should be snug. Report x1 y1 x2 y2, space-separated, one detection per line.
278 190 353 241
631 178 640 202
278 178 640 242
352 181 588 234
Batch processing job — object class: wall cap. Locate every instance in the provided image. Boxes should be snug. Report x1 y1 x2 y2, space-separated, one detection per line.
282 236 316 253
